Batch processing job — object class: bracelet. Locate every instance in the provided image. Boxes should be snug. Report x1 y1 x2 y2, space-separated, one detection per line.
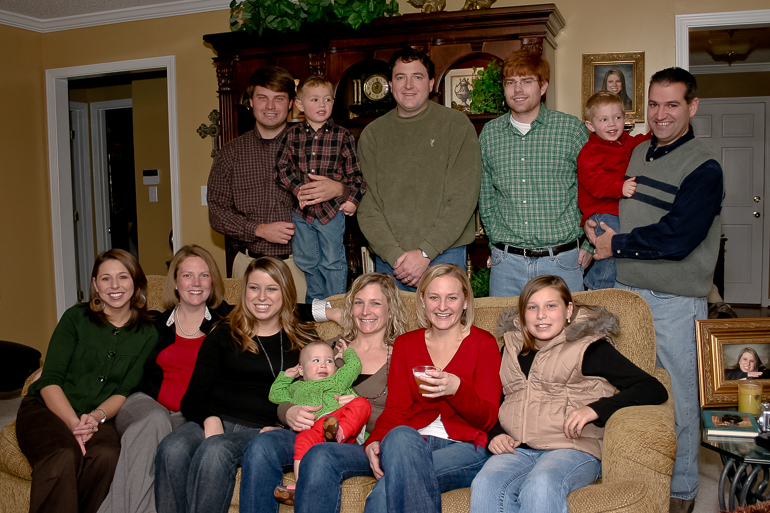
91 408 107 424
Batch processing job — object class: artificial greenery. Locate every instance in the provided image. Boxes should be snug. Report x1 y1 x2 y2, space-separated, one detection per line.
470 267 490 298
230 0 399 35
469 60 507 115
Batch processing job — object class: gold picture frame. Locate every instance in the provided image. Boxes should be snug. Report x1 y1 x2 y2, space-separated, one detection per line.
696 318 770 408
581 52 645 124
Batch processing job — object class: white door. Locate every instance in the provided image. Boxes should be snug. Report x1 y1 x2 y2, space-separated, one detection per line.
692 99 766 304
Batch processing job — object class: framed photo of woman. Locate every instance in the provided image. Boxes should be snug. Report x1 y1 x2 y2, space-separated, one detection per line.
581 52 645 124
696 318 770 407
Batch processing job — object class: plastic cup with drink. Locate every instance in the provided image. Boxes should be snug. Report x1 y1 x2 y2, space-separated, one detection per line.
413 365 437 395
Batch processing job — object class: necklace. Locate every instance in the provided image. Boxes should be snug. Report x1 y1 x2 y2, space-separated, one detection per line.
175 306 202 337
256 331 284 379
360 344 391 402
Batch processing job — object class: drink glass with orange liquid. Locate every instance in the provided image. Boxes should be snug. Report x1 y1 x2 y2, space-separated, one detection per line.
413 365 437 395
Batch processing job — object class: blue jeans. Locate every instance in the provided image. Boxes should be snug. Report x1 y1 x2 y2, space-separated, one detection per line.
615 282 705 500
240 429 373 513
470 448 601 513
364 426 490 513
292 211 347 303
489 245 584 297
375 246 467 292
154 420 260 513
583 214 619 291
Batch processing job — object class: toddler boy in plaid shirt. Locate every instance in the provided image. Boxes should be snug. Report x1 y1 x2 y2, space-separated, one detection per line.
276 75 366 302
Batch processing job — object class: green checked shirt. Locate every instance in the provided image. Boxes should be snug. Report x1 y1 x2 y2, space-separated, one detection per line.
479 105 589 249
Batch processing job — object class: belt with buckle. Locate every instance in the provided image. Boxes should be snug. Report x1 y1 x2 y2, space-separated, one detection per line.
493 240 579 258
240 248 290 260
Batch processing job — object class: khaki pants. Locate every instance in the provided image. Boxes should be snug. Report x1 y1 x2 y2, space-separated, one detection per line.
232 251 307 303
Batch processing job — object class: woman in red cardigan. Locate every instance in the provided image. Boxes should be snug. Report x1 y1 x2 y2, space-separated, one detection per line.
363 264 502 513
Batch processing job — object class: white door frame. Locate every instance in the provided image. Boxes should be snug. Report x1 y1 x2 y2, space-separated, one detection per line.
46 56 181 319
676 11 770 306
89 99 133 253
69 101 93 301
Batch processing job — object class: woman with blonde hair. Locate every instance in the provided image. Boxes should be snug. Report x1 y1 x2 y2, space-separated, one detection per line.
725 347 769 380
16 249 157 513
154 256 318 513
362 264 502 513
240 272 409 513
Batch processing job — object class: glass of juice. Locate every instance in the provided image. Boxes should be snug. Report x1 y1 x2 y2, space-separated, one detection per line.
738 381 762 416
413 365 437 395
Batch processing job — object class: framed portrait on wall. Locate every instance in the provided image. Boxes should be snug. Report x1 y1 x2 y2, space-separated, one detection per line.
581 52 645 124
696 318 770 407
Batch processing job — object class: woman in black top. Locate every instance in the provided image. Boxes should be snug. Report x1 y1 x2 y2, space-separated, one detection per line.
154 256 318 513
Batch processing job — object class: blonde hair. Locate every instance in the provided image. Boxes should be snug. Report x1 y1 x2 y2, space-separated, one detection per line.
415 264 475 330
228 256 318 353
518 275 573 355
340 273 408 345
161 245 224 310
584 90 624 121
297 75 333 97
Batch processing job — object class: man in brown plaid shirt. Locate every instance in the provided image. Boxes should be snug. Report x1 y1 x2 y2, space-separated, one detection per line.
207 67 347 288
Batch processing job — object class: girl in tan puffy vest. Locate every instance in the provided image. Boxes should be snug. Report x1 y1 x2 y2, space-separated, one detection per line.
469 275 668 513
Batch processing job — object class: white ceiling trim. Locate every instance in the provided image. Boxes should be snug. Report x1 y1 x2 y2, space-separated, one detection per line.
0 0 229 33
690 62 770 75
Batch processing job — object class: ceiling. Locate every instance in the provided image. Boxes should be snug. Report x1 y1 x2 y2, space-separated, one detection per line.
689 26 770 67
0 0 228 32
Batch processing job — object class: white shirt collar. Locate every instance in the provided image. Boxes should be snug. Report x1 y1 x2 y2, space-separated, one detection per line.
166 306 212 327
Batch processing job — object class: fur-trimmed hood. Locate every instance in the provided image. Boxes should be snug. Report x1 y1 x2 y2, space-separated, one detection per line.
497 303 620 347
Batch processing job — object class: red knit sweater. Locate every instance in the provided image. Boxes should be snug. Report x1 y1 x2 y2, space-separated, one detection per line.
577 131 651 225
365 326 502 449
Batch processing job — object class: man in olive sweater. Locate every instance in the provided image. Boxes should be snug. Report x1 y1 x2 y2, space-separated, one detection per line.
357 47 481 291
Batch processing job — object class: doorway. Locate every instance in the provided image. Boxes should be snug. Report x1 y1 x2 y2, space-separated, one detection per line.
46 56 181 318
677 10 770 307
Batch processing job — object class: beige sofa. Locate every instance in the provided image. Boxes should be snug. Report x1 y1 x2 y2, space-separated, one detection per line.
0 276 676 513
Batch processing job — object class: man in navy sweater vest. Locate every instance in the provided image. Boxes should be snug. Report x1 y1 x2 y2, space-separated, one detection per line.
587 67 723 513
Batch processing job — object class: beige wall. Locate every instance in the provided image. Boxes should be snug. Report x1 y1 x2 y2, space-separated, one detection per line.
132 77 174 276
0 25 53 357
1 2 769 357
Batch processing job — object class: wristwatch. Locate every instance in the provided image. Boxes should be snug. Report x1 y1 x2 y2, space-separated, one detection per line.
421 250 429 259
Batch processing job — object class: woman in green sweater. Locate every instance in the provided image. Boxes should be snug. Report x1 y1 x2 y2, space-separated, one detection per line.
16 249 158 513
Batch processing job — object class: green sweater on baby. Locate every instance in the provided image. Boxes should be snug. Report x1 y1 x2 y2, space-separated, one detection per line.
268 348 361 417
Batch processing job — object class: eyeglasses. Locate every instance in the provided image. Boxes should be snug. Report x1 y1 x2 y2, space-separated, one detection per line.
504 78 538 88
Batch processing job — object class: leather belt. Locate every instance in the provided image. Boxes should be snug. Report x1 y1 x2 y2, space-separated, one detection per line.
240 248 290 260
493 240 579 258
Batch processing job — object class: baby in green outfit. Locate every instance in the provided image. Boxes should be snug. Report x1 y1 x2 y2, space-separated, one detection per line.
269 340 371 505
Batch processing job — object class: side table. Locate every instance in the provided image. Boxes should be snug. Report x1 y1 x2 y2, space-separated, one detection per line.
701 431 770 511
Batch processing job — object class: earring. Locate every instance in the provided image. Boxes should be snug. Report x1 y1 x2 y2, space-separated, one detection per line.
566 317 571 324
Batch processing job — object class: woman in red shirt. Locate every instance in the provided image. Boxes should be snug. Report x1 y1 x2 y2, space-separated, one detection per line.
363 264 502 513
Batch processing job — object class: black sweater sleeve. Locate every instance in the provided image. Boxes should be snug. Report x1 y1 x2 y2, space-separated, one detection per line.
581 340 668 425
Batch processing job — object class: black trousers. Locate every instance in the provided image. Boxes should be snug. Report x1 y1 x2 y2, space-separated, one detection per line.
16 397 120 513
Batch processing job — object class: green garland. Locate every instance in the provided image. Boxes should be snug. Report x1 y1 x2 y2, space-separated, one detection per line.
230 0 400 35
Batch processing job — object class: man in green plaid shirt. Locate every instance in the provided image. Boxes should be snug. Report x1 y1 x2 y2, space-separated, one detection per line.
479 49 591 296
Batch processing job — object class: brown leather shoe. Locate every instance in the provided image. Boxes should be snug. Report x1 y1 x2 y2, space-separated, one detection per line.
274 484 295 505
669 497 694 513
323 416 339 442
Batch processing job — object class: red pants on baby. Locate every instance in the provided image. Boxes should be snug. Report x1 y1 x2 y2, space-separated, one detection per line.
294 396 371 460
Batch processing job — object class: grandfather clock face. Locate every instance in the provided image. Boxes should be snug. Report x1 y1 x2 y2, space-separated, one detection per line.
363 74 389 102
